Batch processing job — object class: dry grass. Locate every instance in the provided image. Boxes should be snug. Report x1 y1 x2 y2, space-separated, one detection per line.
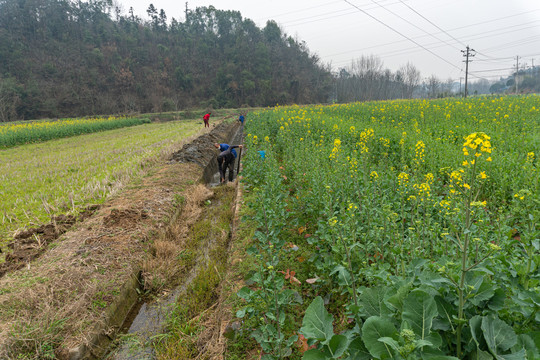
192 183 247 360
193 286 234 360
142 184 214 293
0 260 107 359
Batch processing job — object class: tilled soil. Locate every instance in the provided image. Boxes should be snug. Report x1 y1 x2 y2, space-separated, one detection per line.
0 121 240 359
0 207 99 278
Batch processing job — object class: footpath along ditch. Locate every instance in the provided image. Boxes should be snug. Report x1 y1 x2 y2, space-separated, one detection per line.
0 120 244 359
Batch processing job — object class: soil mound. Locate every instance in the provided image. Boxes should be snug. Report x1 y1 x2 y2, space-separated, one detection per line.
171 122 232 167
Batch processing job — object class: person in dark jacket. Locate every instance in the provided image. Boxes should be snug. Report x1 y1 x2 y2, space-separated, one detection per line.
203 112 211 128
214 143 242 183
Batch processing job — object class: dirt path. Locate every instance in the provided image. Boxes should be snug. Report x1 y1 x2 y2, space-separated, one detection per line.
0 121 241 359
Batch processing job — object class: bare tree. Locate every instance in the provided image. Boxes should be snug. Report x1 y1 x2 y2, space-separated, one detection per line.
468 78 492 95
441 77 455 96
336 57 425 102
348 55 384 101
397 62 421 99
426 75 441 98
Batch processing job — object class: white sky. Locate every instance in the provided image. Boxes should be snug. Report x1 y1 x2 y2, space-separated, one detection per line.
118 0 540 83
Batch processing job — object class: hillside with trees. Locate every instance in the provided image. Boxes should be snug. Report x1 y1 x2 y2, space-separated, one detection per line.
489 66 540 94
0 0 333 121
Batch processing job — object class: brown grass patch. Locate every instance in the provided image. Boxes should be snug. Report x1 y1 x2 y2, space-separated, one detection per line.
141 184 213 294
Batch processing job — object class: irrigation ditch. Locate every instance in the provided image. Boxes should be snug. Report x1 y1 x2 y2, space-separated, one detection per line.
104 122 245 359
0 120 245 359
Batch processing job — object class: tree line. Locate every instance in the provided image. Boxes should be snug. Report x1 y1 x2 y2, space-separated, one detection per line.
0 0 334 120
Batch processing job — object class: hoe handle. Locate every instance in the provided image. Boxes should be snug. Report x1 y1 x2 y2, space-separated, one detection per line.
236 147 242 176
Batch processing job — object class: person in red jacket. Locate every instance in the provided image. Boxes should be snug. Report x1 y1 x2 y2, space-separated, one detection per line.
203 112 211 128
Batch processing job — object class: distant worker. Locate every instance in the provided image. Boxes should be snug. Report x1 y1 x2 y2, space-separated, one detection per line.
238 114 245 125
214 143 242 183
203 112 211 128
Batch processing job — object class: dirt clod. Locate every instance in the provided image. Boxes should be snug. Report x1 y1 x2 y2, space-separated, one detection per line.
103 208 148 228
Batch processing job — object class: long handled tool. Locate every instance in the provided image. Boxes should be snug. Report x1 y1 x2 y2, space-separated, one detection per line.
236 147 242 176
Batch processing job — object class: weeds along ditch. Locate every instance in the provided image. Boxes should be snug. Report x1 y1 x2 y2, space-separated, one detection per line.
105 186 237 360
230 96 539 359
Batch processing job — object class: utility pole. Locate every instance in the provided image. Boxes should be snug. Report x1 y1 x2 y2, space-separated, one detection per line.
461 45 475 98
459 77 463 96
515 56 520 94
185 2 189 21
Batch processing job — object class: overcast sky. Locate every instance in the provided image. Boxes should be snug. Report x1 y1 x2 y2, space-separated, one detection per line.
118 0 540 83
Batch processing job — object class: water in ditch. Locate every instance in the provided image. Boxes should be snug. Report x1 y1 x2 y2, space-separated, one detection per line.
107 197 226 359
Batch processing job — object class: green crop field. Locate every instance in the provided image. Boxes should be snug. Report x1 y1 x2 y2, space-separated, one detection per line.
234 95 539 359
0 116 152 148
0 120 202 247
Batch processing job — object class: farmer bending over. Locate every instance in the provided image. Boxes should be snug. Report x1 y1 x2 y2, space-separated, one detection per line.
214 143 242 183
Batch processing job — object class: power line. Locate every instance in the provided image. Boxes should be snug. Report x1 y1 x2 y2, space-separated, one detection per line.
328 24 538 69
367 0 461 50
396 0 466 48
469 67 515 73
272 0 404 27
342 0 462 71
475 57 517 62
276 8 356 27
255 1 343 23
324 15 540 64
454 21 540 52
470 74 511 79
285 5 540 32
478 33 540 55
